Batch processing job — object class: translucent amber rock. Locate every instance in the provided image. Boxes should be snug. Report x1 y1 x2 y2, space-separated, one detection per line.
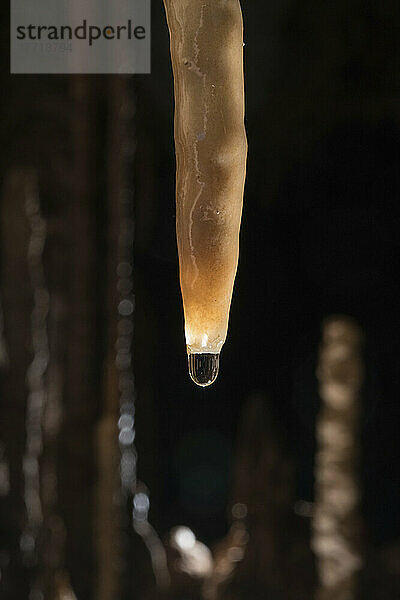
164 0 247 382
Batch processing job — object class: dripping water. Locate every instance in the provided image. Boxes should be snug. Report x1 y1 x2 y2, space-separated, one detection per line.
188 353 220 387
115 80 170 591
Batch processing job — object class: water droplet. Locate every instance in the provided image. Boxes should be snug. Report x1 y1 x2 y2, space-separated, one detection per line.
20 533 35 554
232 502 248 519
171 526 196 551
133 492 150 521
118 299 134 316
118 414 134 430
117 261 132 277
119 428 135 446
188 353 219 387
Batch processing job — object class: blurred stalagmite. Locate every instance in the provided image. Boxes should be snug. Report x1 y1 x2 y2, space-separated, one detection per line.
0 170 75 599
155 395 314 600
0 171 33 597
0 294 7 368
22 172 50 597
205 394 315 600
94 74 128 600
313 316 364 600
95 74 170 600
161 526 211 599
52 572 77 600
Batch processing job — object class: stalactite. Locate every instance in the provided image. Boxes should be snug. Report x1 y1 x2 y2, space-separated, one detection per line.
313 316 364 600
163 0 247 386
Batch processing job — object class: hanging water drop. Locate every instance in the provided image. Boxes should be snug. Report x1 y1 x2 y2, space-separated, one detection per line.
188 353 220 387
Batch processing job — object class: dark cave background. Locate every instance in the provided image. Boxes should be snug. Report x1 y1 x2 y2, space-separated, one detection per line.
0 1 399 598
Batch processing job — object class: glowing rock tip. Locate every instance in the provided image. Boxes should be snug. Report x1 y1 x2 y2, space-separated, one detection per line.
163 0 247 386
